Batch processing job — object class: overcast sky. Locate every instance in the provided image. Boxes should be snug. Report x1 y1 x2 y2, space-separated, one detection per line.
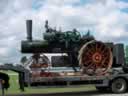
0 0 128 63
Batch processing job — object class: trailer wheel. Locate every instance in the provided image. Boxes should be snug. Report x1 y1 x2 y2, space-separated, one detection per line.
0 72 10 89
111 78 127 93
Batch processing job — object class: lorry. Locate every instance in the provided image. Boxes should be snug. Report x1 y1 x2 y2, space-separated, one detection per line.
1 19 128 94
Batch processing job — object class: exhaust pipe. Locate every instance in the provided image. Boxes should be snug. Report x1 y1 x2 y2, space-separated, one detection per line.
26 20 32 41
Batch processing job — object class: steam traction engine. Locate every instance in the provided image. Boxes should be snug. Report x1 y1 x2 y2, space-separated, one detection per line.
21 20 128 93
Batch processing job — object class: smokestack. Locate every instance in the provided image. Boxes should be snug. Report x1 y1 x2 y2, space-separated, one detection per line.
26 20 32 41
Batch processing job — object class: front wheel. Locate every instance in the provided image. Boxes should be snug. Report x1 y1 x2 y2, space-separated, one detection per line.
111 78 127 93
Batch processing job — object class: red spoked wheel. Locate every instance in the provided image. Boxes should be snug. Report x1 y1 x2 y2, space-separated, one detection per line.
78 40 113 75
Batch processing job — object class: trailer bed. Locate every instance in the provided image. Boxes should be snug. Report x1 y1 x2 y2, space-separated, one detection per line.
29 67 128 86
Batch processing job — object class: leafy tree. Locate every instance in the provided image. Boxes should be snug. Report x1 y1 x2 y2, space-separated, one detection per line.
125 45 128 64
20 56 27 65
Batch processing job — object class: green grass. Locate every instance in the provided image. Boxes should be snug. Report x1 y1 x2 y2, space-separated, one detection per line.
0 70 17 74
0 71 96 95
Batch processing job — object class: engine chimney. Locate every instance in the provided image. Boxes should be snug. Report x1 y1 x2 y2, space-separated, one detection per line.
26 20 32 41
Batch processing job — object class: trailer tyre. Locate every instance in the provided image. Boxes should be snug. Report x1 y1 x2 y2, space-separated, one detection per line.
111 78 127 93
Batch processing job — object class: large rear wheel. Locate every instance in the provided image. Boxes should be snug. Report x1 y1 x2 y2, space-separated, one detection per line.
78 40 112 75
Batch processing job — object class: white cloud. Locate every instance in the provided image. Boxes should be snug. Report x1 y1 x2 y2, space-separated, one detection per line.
0 0 128 63
0 48 9 57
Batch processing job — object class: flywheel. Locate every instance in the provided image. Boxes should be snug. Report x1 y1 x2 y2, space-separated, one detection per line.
78 40 113 75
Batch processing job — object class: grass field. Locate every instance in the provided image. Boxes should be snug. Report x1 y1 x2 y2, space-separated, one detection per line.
0 71 96 95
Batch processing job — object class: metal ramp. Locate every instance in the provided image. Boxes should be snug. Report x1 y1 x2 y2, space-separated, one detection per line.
0 64 30 91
